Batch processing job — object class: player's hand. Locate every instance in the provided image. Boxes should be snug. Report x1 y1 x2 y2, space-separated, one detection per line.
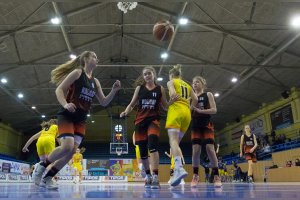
169 94 180 105
64 103 76 112
120 111 128 118
249 148 254 153
191 105 202 113
22 147 29 153
240 152 243 157
112 80 121 91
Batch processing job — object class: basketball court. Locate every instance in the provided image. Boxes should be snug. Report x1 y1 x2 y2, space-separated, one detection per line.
1 1 300 200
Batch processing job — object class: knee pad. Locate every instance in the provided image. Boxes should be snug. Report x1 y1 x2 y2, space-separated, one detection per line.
148 134 159 153
138 141 148 160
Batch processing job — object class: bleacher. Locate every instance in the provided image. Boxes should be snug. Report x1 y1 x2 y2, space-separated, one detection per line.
221 138 300 165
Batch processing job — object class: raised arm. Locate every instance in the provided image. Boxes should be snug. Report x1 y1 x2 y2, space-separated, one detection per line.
22 131 42 152
94 78 121 107
120 86 140 117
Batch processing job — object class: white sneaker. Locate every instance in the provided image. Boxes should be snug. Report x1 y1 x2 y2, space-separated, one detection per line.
32 163 46 186
144 175 152 188
41 176 58 190
151 175 161 189
171 167 188 187
180 179 185 185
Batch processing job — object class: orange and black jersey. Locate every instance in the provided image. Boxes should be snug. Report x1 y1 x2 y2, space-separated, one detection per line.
135 85 162 125
66 69 97 112
243 133 255 153
191 92 211 127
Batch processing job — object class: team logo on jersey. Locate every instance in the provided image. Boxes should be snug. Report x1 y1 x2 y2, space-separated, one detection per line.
152 92 157 97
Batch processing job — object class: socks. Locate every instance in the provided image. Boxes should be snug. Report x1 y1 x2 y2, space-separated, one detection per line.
193 167 199 175
145 169 151 175
212 167 219 176
170 169 174 176
44 167 59 178
40 159 51 168
152 169 158 176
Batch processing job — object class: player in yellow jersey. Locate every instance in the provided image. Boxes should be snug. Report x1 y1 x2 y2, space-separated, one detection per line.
166 64 198 187
22 119 58 162
72 148 83 183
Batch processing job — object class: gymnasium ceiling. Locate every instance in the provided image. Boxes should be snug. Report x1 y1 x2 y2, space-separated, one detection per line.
0 0 300 142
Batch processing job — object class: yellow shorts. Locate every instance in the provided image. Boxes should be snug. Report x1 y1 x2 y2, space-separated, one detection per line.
36 136 55 156
166 104 191 133
170 156 175 170
219 169 225 176
72 163 83 172
135 145 150 160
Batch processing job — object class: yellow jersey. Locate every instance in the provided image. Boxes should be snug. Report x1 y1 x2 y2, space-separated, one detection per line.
170 78 192 107
39 125 58 138
73 153 83 163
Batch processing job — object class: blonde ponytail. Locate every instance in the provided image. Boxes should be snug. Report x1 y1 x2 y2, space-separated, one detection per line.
169 64 182 78
51 51 94 85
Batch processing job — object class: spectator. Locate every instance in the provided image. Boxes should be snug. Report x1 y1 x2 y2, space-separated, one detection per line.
233 162 241 182
295 159 300 166
286 160 292 167
230 150 235 157
269 161 278 169
264 134 270 145
263 143 271 153
271 130 276 142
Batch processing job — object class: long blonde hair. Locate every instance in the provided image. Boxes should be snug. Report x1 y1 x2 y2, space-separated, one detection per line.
51 51 94 85
193 76 207 89
134 66 157 87
40 119 57 129
169 64 182 78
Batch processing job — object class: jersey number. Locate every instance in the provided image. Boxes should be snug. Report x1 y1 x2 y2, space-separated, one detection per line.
180 85 188 99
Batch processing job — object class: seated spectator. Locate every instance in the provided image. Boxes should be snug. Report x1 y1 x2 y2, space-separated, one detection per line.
271 130 276 142
264 134 270 145
295 159 300 166
263 143 271 153
286 160 292 167
269 162 278 169
233 162 242 182
230 150 235 157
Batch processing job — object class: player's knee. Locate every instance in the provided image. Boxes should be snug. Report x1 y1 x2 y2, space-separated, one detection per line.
139 142 148 160
148 135 159 153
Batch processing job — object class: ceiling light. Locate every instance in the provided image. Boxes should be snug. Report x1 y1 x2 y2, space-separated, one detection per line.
17 93 24 98
231 77 238 83
157 77 163 81
41 115 46 118
291 15 300 28
70 54 77 60
87 114 91 117
160 52 168 59
179 17 189 25
31 106 36 110
91 120 95 123
1 78 7 84
214 92 220 97
51 17 61 25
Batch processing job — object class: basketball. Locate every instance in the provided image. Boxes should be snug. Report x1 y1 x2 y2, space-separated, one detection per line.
153 20 174 41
